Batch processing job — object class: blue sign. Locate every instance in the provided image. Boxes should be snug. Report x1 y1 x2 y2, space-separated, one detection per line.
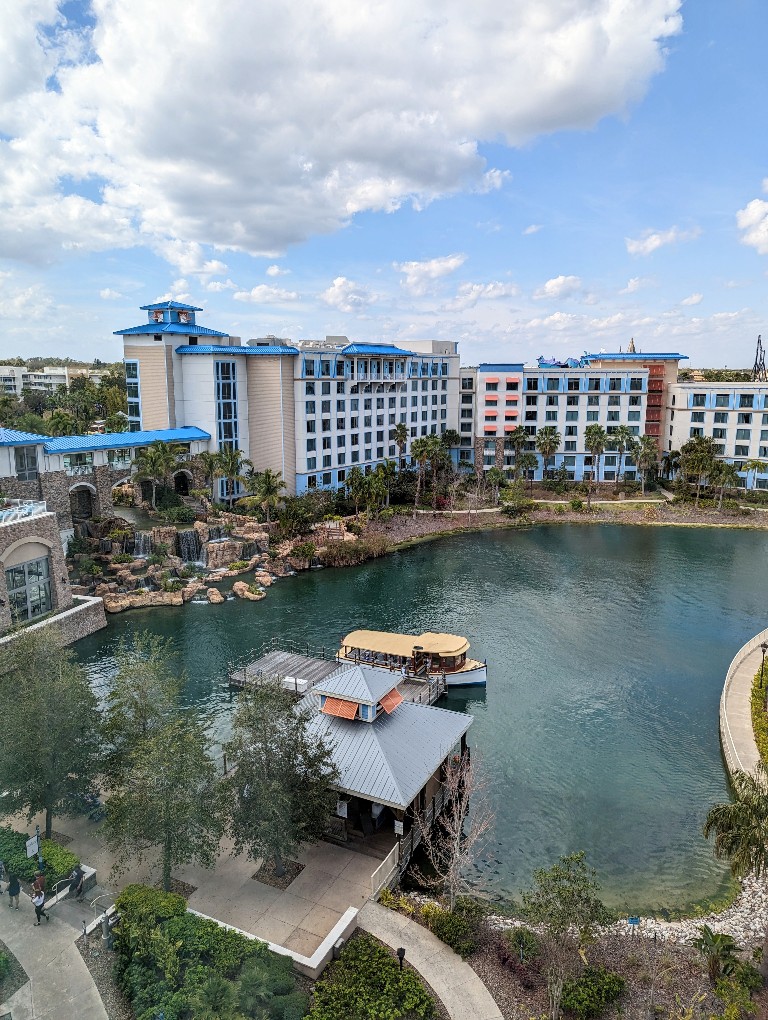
628 916 640 926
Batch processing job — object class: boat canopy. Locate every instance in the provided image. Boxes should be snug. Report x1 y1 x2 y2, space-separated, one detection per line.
341 630 470 658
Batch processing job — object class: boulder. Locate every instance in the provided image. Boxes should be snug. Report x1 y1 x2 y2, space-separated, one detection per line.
232 581 266 601
253 571 274 587
102 590 184 613
207 587 225 605
151 526 177 550
181 579 205 602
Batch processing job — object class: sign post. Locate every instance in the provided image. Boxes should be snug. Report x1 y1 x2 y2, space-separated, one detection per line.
627 915 640 936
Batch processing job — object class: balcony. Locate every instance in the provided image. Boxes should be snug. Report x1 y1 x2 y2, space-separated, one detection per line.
0 500 48 526
65 463 95 477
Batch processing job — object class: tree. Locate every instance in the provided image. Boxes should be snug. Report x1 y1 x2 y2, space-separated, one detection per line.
703 762 768 980
344 465 366 518
661 449 680 480
632 435 659 496
0 630 102 838
486 466 506 506
426 434 448 513
392 422 409 468
517 451 539 495
104 413 128 433
411 751 494 911
689 924 739 985
507 426 528 478
744 458 765 492
247 467 286 525
584 423 607 504
47 409 80 436
103 632 183 783
197 451 224 502
680 435 717 507
103 715 224 892
133 441 185 508
609 424 634 491
216 446 253 506
224 679 339 876
441 428 461 451
522 852 611 1020
710 461 741 510
375 458 398 507
410 436 431 517
536 426 562 480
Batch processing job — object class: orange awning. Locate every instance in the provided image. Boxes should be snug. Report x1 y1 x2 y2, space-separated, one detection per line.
484 377 499 383
484 426 497 433
485 395 498 402
484 411 497 417
504 411 518 418
505 376 520 381
321 697 358 719
379 689 403 714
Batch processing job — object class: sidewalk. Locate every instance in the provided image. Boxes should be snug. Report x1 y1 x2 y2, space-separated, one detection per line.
720 629 764 778
0 893 107 1020
358 901 503 1020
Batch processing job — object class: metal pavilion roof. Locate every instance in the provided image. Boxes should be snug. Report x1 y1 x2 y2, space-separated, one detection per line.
0 428 51 447
303 695 472 810
114 323 229 337
42 426 210 454
313 665 399 704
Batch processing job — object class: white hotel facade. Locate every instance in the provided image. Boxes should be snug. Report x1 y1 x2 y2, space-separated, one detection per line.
116 301 768 492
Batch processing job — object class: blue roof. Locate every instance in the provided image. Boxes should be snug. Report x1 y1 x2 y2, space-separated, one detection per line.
341 343 418 356
114 323 229 337
140 301 203 312
582 351 688 361
175 345 299 355
479 363 525 371
0 428 51 447
42 426 211 454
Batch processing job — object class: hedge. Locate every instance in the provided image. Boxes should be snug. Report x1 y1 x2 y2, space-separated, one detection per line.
0 826 79 887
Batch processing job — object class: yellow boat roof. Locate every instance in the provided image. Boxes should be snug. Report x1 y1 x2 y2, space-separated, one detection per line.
341 629 470 657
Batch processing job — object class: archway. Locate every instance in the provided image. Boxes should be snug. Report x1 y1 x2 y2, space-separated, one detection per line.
173 470 191 497
69 484 95 522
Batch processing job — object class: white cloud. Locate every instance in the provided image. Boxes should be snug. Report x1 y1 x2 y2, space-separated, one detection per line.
394 254 467 296
523 224 542 235
0 0 682 266
533 275 582 300
99 288 123 299
320 277 375 314
205 279 238 292
681 292 703 306
737 183 768 255
620 276 648 294
625 225 701 256
233 284 299 303
266 265 290 277
444 281 518 311
0 280 53 319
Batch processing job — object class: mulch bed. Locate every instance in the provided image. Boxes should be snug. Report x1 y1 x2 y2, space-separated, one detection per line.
154 878 197 899
76 935 133 1020
0 938 29 1005
252 859 304 890
50 830 73 846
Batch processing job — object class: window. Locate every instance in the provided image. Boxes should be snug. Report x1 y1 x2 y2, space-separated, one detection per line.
627 411 641 422
307 457 316 470
306 438 316 451
306 420 316 434
506 380 518 391
565 441 576 451
607 410 620 422
526 395 538 406
629 377 643 391
738 413 752 424
586 410 599 422
740 394 754 408
715 394 729 408
567 378 580 391
713 428 727 440
546 378 559 391
545 411 558 422
565 411 578 422
567 395 579 406
736 429 751 441
714 412 729 424
6 555 52 624
690 412 704 422
305 382 315 395
587 395 599 406
609 378 621 391
337 435 346 448
565 425 577 437
735 445 750 457
588 378 600 391
214 361 238 450
692 393 706 407
525 411 538 422
689 427 704 437
337 382 345 394
305 401 315 415
14 447 38 481
485 381 498 392
321 381 330 395
607 394 620 407
462 378 474 390
526 378 539 391
125 362 138 380
337 400 345 412
546 395 559 406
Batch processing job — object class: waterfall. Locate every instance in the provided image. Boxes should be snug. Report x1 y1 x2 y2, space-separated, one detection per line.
133 531 151 558
177 529 202 563
99 538 112 554
208 525 225 542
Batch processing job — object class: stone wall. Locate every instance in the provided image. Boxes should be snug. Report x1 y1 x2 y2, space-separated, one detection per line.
0 511 73 634
0 595 106 648
472 436 505 473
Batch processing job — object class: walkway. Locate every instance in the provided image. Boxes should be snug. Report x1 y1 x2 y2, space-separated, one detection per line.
0 895 107 1020
358 901 503 1020
720 628 764 778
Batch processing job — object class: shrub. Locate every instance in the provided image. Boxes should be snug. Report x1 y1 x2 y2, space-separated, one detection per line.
227 560 250 571
307 933 434 1020
155 486 183 510
79 557 102 576
116 884 187 927
561 966 625 1019
161 579 183 592
5 836 79 887
320 535 391 567
158 506 197 525
504 925 541 962
67 534 90 557
147 554 165 566
291 541 316 561
569 498 584 512
420 901 478 958
112 552 134 564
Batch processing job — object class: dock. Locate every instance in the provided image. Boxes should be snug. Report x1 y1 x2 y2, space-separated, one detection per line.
229 638 446 705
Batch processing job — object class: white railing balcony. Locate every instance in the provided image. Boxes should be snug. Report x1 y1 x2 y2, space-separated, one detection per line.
0 500 48 526
65 464 94 476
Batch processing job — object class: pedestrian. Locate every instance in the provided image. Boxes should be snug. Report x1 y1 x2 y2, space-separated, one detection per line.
69 865 85 901
7 873 20 909
32 871 45 896
31 889 49 925
0 858 5 894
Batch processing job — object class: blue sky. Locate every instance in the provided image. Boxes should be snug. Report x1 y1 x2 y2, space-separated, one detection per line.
0 0 766 366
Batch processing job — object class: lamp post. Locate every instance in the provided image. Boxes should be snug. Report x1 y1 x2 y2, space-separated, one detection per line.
396 947 405 971
761 642 768 690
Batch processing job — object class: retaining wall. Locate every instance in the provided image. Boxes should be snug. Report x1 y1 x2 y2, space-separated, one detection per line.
719 628 766 779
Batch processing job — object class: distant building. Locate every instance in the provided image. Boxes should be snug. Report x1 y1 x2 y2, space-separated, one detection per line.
0 365 106 396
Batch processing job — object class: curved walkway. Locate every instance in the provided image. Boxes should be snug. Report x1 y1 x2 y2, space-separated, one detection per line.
358 901 503 1020
720 628 765 778
0 896 107 1020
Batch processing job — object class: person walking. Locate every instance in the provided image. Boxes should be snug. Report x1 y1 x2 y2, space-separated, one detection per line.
0 858 5 895
7 872 20 910
69 865 85 902
31 889 49 925
32 871 45 896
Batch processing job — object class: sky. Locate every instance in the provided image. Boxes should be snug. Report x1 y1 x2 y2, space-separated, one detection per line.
0 0 766 367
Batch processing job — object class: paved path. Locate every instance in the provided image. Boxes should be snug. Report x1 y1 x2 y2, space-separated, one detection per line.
0 894 107 1020
720 628 765 778
358 901 503 1020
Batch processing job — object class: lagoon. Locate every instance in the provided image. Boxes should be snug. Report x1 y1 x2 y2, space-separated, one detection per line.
75 524 768 911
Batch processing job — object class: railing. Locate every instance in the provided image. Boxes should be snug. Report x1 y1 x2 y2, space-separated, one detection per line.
408 674 447 705
0 499 48 525
371 842 400 896
66 464 94 476
398 785 450 876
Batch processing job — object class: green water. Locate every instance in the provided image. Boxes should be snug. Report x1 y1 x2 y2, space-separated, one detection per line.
76 524 768 911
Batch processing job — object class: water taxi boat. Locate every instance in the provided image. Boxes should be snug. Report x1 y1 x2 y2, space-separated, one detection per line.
338 629 487 687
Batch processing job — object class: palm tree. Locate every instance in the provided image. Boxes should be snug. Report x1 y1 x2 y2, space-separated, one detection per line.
441 428 461 454
507 426 528 479
661 449 680 481
710 461 741 510
610 424 634 491
535 426 561 480
392 422 409 469
132 441 184 508
680 435 717 507
47 409 79 436
344 466 366 518
486 467 505 506
247 468 286 525
744 458 766 492
363 471 386 515
410 436 431 517
216 447 253 506
197 451 224 502
517 451 539 496
632 435 659 496
703 762 768 979
689 925 739 985
375 459 398 507
584 423 607 507
426 434 448 513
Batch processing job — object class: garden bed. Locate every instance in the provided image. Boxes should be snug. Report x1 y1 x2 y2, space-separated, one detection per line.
0 939 28 1006
252 858 304 890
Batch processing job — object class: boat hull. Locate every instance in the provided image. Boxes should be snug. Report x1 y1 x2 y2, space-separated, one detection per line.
443 663 487 687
